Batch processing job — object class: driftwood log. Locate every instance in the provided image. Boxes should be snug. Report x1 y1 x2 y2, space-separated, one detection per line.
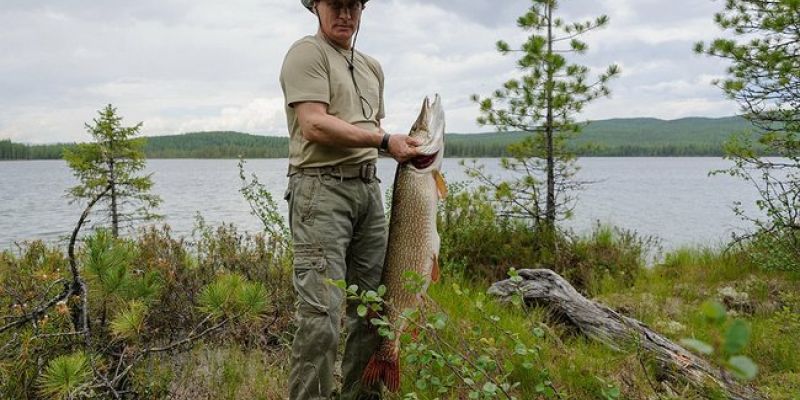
488 269 764 400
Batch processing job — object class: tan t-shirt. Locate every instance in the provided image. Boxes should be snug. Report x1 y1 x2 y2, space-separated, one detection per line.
280 32 385 168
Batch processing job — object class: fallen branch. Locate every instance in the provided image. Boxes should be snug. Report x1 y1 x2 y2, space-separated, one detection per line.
488 268 764 400
0 186 111 335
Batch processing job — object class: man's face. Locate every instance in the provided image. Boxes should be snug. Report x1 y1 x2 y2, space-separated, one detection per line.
315 0 363 48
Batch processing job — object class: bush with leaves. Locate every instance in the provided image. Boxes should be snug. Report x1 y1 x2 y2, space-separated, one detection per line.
739 228 800 274
334 270 567 399
438 182 654 293
681 301 758 382
437 181 540 281
238 158 290 251
553 224 659 296
0 241 77 398
0 221 289 399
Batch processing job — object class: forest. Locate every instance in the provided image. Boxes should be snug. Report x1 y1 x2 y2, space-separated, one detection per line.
0 116 754 160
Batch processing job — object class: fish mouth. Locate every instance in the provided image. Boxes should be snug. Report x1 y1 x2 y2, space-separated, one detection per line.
406 94 444 172
410 151 440 169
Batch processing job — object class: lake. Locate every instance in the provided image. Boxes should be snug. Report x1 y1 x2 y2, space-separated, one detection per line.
0 158 761 251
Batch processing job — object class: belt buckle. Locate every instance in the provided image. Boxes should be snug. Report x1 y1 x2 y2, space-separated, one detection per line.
360 163 376 182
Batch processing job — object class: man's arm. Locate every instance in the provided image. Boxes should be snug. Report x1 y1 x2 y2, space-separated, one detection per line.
295 101 420 163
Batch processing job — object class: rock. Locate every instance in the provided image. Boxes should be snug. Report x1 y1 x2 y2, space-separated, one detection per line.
717 286 753 314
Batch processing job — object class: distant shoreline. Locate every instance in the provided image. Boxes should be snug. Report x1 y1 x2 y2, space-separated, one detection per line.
2 115 764 159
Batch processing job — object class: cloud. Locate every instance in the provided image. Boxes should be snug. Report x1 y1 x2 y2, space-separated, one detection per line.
419 0 531 28
171 97 286 134
1 0 739 143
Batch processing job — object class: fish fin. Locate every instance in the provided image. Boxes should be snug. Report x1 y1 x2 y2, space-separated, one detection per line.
433 170 447 199
362 353 401 392
362 355 381 387
431 254 440 283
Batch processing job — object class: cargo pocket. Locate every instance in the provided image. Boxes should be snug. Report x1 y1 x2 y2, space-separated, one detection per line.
293 243 329 315
298 175 321 225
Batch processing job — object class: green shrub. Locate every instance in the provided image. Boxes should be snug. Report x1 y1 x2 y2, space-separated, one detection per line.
37 351 94 399
0 241 76 398
438 183 654 293
743 229 800 274
438 182 538 282
554 224 659 295
0 221 292 399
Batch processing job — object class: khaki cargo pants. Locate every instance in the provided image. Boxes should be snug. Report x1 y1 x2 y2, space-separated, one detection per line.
285 168 386 400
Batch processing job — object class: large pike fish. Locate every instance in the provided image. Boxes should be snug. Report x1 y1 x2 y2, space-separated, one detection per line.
362 95 447 392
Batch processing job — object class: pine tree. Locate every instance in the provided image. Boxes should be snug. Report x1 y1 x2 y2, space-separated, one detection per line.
64 105 161 237
697 0 800 261
470 0 619 233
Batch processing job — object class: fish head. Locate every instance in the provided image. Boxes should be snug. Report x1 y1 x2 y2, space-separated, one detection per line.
407 94 445 173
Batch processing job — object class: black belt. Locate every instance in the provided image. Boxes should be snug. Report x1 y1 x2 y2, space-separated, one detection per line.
288 162 378 182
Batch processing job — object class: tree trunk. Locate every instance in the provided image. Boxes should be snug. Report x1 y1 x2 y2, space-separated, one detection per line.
109 154 119 238
544 1 556 227
488 269 765 400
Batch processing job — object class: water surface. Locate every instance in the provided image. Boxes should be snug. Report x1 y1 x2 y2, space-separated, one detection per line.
0 158 760 250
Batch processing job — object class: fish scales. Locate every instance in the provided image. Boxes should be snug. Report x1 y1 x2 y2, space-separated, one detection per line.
383 169 440 318
362 95 446 393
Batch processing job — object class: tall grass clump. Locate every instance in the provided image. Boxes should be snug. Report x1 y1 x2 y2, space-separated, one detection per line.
555 224 659 295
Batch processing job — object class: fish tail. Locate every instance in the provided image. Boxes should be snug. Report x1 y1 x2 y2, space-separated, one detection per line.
362 352 400 392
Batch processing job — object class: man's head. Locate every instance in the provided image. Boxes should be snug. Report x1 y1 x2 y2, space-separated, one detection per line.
305 0 367 49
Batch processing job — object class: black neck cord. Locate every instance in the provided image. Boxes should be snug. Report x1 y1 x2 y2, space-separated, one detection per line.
316 12 375 120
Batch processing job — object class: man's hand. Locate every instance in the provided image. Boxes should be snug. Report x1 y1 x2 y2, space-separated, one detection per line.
387 134 422 163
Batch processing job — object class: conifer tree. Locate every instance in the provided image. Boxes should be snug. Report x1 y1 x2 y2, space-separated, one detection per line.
696 0 800 259
64 105 161 237
471 0 619 234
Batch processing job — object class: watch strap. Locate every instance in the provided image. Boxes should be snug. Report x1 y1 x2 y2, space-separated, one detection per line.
379 132 390 152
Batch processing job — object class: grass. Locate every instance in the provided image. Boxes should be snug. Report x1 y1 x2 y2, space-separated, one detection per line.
131 244 798 399
594 245 800 399
393 243 798 399
131 346 290 399
3 225 799 399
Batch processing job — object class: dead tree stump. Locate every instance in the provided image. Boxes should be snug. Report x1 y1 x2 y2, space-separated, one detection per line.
487 268 764 400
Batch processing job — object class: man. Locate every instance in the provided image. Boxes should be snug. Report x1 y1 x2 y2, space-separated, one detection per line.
279 0 419 399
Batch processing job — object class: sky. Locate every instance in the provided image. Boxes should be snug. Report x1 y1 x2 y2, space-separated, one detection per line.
0 0 739 144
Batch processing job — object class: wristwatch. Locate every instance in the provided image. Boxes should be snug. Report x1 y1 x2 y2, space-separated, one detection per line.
379 130 391 152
